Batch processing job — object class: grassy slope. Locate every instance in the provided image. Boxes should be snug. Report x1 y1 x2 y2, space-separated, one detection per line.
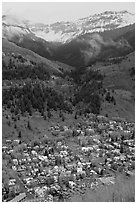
93 52 135 122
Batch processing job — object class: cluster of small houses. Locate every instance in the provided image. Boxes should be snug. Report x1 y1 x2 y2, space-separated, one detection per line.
2 114 135 202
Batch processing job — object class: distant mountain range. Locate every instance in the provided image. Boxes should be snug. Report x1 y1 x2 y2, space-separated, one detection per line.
2 10 135 67
3 10 134 43
30 10 135 43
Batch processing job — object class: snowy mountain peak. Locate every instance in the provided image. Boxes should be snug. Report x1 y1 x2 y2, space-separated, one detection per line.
2 10 135 44
29 10 135 43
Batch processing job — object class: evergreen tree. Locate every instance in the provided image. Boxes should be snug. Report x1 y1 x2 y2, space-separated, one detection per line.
47 110 52 119
27 121 31 130
7 120 11 127
18 131 22 138
74 112 77 119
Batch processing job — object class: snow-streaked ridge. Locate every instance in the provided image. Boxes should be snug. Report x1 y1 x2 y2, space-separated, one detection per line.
2 10 135 44
30 10 135 43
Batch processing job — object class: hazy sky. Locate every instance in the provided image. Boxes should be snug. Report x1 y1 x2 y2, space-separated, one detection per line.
2 2 135 24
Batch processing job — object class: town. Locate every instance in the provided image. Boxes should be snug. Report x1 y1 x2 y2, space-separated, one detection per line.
2 114 135 202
